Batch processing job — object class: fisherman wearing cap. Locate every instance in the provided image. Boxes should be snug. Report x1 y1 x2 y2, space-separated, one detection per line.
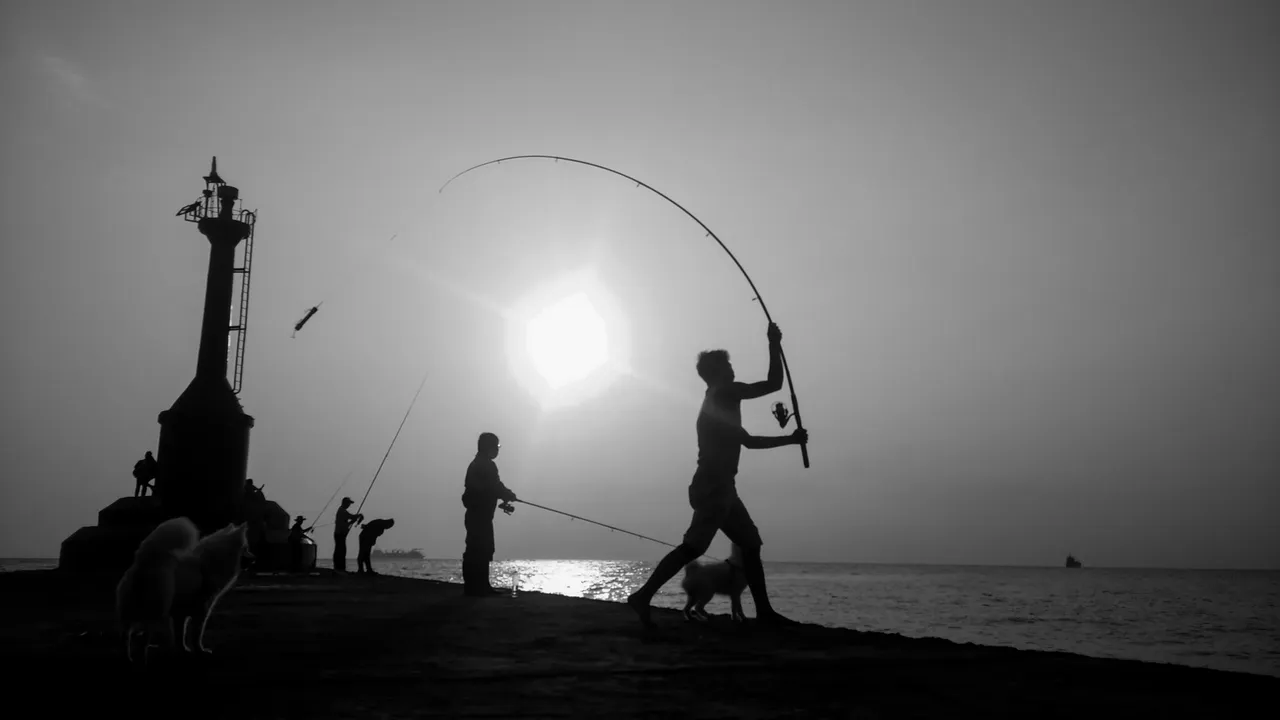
288 515 312 572
357 518 396 575
333 497 363 574
461 432 518 596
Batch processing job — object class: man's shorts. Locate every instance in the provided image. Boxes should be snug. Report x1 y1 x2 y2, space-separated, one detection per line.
681 471 762 554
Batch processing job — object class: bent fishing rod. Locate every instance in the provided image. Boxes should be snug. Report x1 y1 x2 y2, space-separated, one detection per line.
440 154 810 469
353 368 431 524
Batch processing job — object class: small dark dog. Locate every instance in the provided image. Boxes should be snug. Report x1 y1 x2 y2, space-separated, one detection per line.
680 544 748 622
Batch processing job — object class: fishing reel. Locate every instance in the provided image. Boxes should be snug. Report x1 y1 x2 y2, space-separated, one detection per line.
500 501 516 516
771 402 793 428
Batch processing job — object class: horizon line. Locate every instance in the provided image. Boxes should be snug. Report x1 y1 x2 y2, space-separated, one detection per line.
3 557 1278 572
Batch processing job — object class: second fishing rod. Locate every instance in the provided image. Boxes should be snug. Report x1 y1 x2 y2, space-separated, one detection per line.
344 368 431 527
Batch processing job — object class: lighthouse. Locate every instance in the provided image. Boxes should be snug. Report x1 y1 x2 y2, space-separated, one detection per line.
59 158 260 571
155 158 257 532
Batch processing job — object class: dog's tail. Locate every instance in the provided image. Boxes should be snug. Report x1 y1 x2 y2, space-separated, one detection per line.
133 516 200 562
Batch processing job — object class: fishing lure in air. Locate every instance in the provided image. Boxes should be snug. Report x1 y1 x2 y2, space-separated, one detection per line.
291 304 321 338
439 154 810 468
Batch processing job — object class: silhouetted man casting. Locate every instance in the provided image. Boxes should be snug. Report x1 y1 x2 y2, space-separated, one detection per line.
357 518 395 575
461 432 518 596
333 497 363 574
132 451 158 497
628 322 807 629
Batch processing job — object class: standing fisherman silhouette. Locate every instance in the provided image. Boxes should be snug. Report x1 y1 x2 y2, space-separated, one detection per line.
132 451 158 497
461 432 518 596
628 322 808 629
333 497 363 574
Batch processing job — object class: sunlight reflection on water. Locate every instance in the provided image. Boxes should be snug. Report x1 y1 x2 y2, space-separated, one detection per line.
345 557 1280 678
358 557 694 608
370 557 659 604
499 559 646 602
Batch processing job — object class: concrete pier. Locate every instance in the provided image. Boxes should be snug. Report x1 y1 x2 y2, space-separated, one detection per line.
3 570 1275 718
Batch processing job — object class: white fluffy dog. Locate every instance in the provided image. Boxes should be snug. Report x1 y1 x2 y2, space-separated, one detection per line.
680 544 749 622
116 517 253 663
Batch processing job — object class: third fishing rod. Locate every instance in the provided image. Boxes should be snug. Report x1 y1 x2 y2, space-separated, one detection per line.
352 368 431 525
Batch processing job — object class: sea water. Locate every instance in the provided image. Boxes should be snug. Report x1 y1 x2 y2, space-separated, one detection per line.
388 558 1280 678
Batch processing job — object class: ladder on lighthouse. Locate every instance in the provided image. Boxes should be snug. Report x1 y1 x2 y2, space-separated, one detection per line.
229 212 256 395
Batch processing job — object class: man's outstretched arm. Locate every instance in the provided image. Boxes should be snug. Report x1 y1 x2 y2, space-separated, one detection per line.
742 428 808 450
497 480 517 503
491 467 518 503
734 323 785 400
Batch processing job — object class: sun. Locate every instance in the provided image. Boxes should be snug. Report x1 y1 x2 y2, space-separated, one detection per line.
505 269 631 409
526 293 608 388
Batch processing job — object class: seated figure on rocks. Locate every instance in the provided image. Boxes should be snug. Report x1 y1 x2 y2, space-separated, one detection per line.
288 516 313 572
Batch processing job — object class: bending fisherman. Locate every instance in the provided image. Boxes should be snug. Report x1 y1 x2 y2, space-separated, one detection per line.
357 518 396 575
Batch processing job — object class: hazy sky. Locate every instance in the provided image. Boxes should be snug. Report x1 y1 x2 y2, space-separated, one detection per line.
2 0 1276 568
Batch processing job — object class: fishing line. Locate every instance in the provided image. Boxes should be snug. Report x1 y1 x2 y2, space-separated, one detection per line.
293 174 453 339
516 499 722 562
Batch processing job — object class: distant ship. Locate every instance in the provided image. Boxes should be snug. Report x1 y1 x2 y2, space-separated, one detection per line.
1065 554 1082 568
370 548 425 560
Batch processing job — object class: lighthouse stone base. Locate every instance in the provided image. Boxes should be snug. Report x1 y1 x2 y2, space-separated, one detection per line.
58 496 171 576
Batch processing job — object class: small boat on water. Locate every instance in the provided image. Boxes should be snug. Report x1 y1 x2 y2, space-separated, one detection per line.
1065 554 1082 568
371 548 425 560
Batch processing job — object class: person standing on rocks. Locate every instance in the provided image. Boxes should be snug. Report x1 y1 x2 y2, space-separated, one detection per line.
132 451 158 498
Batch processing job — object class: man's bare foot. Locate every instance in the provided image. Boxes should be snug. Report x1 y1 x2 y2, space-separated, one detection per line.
626 592 654 628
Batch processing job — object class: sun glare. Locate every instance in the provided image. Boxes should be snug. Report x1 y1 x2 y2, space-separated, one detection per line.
505 269 631 409
527 293 608 388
